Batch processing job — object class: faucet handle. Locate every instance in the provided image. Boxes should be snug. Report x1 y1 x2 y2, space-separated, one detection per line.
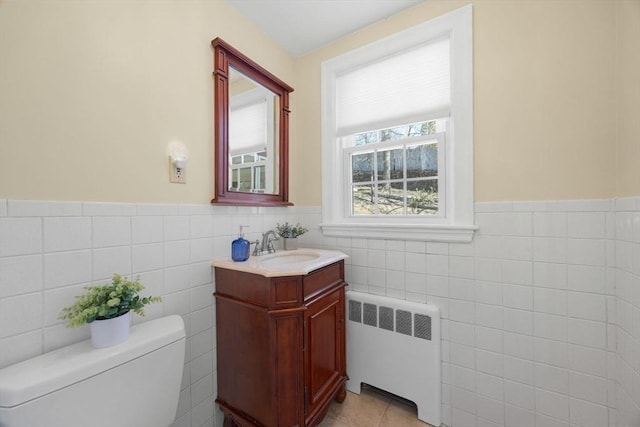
251 240 261 256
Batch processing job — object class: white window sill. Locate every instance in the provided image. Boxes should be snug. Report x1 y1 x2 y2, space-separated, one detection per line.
320 222 478 242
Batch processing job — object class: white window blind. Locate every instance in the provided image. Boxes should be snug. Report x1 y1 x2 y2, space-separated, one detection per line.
336 37 450 137
229 100 266 155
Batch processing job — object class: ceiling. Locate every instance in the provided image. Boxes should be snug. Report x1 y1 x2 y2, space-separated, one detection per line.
227 0 427 57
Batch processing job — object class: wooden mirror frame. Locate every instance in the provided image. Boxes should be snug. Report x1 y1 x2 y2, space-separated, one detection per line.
211 38 294 206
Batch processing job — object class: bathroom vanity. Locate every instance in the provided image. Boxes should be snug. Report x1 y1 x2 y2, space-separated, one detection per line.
213 250 348 427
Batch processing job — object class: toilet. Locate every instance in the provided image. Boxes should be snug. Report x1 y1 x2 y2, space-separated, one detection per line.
0 315 186 427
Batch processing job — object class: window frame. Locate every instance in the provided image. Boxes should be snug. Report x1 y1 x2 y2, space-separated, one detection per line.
320 5 476 242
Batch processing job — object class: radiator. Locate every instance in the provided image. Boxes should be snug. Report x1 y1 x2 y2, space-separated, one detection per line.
346 291 441 426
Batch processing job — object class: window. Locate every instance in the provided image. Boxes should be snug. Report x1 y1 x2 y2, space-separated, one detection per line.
348 119 445 217
229 150 267 193
320 5 476 242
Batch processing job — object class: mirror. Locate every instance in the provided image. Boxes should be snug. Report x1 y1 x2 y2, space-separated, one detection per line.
211 38 294 206
228 68 279 194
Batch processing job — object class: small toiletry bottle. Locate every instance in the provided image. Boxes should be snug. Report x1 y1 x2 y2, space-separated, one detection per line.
231 225 250 262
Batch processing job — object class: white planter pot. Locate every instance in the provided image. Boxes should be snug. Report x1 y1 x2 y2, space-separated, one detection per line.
90 311 131 348
283 237 298 250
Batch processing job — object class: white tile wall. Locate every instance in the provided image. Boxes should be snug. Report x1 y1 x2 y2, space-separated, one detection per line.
298 197 640 427
0 197 638 427
0 199 289 427
613 197 640 427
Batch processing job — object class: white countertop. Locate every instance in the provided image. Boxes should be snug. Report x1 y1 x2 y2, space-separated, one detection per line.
212 248 348 277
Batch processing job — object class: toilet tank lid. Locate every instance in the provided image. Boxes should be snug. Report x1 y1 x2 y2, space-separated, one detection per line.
0 315 185 408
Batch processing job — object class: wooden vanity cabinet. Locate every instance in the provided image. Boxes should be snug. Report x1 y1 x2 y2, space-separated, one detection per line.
214 261 348 427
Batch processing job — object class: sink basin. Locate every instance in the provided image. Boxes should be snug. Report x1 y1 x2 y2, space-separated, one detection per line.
212 248 347 277
260 253 320 266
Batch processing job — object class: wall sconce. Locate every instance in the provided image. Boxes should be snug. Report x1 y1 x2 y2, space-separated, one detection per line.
167 141 189 184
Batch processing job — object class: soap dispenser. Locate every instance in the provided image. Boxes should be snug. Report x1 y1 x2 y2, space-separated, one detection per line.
231 225 250 262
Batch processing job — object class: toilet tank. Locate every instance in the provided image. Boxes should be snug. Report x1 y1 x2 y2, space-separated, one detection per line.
0 315 186 427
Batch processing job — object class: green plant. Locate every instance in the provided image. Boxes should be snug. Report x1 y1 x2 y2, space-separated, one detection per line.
59 274 161 327
275 222 308 238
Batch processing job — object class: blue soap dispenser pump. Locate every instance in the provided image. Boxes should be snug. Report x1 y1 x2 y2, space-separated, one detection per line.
231 225 250 262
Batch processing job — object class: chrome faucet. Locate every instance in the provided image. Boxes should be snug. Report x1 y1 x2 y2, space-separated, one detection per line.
260 230 279 254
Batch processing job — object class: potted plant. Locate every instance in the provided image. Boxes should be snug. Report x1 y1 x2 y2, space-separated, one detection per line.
59 274 161 348
275 222 309 250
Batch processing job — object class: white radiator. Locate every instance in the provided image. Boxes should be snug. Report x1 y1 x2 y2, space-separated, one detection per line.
346 291 441 426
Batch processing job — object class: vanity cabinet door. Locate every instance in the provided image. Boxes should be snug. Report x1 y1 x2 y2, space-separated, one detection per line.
303 286 346 424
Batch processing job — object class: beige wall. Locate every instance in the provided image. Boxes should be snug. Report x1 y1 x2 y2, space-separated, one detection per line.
293 0 626 205
617 0 640 197
0 0 637 205
0 0 293 203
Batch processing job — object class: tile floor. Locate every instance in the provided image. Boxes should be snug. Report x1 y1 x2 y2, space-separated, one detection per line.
318 385 434 427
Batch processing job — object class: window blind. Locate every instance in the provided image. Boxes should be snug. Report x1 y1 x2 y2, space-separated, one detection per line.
336 37 450 137
229 100 267 155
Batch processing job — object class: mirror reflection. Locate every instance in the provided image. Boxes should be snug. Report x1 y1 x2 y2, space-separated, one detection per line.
228 67 280 194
